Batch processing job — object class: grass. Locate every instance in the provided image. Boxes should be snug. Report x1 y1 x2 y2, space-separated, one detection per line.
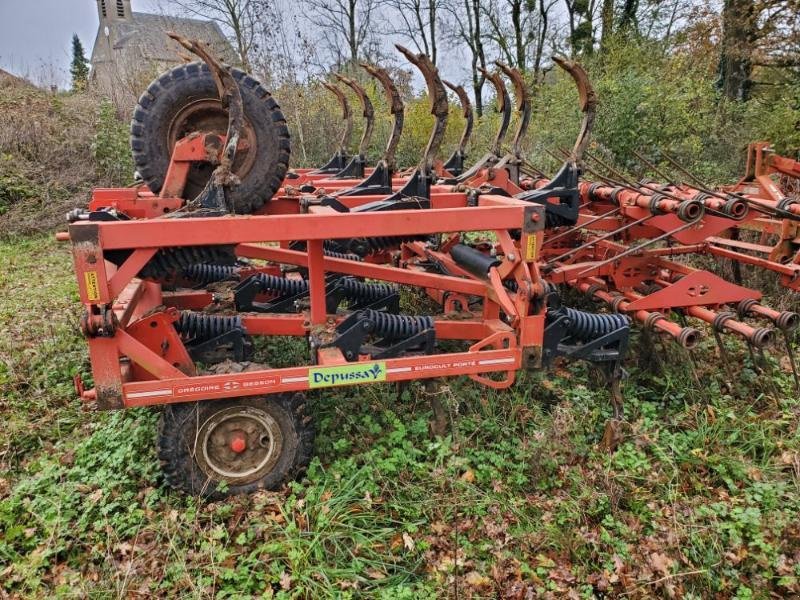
1 235 800 598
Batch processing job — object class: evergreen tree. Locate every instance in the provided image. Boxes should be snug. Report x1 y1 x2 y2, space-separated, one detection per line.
70 34 89 92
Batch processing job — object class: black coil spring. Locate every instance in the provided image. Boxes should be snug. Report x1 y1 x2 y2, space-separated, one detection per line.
138 246 236 279
324 249 364 261
289 240 364 262
562 307 629 342
339 279 396 304
175 312 244 343
361 309 433 339
183 263 238 284
245 273 395 305
338 234 427 256
250 273 309 296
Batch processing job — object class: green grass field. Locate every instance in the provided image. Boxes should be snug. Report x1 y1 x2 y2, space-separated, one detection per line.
1 235 800 598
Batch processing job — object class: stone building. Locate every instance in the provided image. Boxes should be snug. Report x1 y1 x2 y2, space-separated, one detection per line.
89 0 236 105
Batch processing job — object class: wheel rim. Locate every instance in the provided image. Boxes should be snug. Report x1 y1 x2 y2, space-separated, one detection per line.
166 98 258 200
196 405 284 485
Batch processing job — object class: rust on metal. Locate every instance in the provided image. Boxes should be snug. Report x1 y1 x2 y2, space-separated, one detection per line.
334 73 375 156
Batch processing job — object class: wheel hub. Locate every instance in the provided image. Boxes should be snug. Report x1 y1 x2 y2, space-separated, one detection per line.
167 98 257 200
196 405 283 485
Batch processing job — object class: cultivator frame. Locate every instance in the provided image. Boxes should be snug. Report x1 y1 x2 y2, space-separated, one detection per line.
71 198 546 410
65 36 800 496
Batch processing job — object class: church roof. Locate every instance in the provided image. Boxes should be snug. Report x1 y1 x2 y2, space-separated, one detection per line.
91 11 237 66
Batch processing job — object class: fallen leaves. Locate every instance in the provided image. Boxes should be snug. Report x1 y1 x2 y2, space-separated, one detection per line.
648 552 674 577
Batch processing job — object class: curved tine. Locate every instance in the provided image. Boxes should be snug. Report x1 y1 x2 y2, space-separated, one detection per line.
167 32 242 208
552 56 597 166
443 80 474 156
361 63 404 170
334 73 375 156
396 44 448 172
495 62 530 159
479 67 511 157
322 81 353 154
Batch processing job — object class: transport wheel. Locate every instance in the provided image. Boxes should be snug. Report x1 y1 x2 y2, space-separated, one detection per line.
157 363 313 498
131 62 291 214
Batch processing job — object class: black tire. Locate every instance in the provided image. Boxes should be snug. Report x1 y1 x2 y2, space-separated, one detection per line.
158 363 314 498
131 62 290 214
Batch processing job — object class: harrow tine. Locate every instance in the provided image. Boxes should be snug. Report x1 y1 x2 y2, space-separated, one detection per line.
631 149 679 187
166 32 242 213
495 62 531 159
552 56 597 166
478 67 512 157
360 63 404 171
442 80 474 170
712 325 736 385
572 216 703 277
334 74 375 156
656 147 784 218
520 157 548 179
541 208 623 248
656 147 712 190
546 213 655 266
782 329 800 393
395 45 448 172
321 81 353 155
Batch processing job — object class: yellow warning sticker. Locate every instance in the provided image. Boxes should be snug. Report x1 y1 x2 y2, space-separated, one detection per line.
525 235 538 261
84 271 100 301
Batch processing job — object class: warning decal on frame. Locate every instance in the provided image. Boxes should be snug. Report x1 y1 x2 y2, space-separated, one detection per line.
84 271 100 301
309 362 387 388
525 235 538 261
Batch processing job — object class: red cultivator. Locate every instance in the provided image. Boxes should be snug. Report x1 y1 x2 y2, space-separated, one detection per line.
65 36 800 497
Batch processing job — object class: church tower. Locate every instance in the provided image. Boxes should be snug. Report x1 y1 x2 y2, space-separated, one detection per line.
97 0 132 23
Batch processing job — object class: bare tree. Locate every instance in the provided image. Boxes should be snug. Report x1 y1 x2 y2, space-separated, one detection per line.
161 0 258 70
383 0 441 64
444 0 488 116
301 0 379 68
480 0 555 79
482 0 529 69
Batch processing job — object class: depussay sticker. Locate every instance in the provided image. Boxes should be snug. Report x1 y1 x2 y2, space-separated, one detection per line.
309 362 387 388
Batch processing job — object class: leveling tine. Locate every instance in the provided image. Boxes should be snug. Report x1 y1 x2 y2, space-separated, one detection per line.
395 45 448 172
442 79 474 174
334 74 375 156
479 67 512 157
553 56 596 166
496 62 531 159
321 81 353 155
361 63 404 170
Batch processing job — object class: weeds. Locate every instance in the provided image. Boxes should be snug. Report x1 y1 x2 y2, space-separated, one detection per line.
2 236 800 597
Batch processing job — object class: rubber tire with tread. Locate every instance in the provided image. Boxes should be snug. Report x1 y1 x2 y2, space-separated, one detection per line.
131 61 290 214
158 392 314 499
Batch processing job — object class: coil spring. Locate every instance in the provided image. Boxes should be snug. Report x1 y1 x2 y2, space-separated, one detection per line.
562 307 629 342
346 234 426 256
246 273 395 305
139 246 236 279
324 248 364 261
183 263 238 284
361 309 433 339
175 312 244 343
250 273 309 296
339 278 397 303
289 240 364 262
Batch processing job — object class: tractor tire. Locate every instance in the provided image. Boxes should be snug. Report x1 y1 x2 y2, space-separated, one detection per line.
131 62 291 214
157 363 314 499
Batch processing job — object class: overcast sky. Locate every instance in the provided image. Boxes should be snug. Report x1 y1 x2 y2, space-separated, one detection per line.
0 0 159 87
0 0 472 90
